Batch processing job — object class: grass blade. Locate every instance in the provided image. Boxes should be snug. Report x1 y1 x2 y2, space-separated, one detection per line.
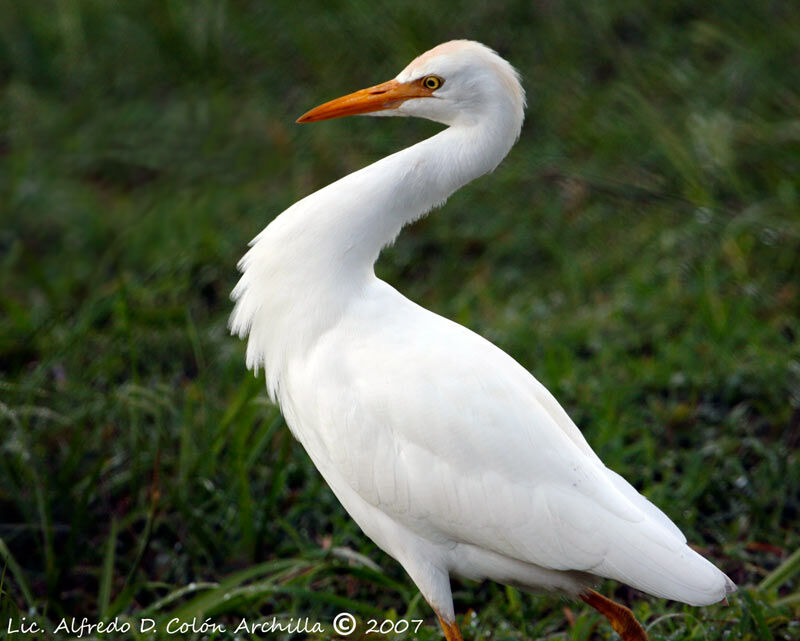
0 538 36 612
98 517 118 617
758 548 800 594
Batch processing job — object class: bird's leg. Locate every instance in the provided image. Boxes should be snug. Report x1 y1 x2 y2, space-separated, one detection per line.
436 613 464 641
580 590 648 641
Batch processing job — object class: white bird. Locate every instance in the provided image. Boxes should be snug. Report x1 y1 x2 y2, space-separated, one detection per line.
230 40 735 641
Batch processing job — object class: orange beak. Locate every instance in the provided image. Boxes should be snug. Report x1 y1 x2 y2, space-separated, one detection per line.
297 79 435 123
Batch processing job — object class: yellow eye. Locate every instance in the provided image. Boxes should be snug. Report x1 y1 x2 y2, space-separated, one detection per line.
422 75 443 90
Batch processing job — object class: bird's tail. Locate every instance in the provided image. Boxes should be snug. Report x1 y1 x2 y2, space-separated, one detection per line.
597 470 736 605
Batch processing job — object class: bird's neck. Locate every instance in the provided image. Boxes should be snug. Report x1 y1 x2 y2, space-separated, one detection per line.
297 120 517 273
230 119 518 389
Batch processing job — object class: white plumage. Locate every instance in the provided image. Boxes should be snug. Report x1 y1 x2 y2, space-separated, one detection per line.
230 40 734 639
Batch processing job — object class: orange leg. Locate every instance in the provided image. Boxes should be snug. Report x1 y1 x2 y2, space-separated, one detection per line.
436 613 464 641
580 590 648 641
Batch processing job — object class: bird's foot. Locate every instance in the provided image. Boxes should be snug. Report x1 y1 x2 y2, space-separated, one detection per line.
579 589 648 641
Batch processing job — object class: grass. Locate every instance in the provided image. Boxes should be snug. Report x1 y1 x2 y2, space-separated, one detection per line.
1 0 799 639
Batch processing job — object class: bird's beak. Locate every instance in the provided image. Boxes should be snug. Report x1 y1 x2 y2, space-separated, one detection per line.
297 79 433 123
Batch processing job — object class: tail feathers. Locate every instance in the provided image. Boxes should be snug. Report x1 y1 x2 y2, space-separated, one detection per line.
596 518 736 605
597 467 735 605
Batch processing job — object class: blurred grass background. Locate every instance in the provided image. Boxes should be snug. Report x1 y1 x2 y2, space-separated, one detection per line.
1 0 799 639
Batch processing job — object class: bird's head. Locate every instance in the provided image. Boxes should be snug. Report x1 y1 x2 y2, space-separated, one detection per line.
297 40 525 134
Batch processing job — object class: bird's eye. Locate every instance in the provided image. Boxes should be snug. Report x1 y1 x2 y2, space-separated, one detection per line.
422 75 443 90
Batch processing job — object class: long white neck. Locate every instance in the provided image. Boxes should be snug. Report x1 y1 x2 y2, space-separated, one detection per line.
230 117 519 397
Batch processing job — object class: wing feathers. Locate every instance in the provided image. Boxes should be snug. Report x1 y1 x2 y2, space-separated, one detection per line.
296 287 733 605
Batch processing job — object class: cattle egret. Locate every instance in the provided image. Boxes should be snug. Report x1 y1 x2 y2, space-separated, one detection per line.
230 40 735 641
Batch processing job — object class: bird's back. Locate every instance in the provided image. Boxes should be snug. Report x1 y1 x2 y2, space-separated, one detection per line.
278 278 734 606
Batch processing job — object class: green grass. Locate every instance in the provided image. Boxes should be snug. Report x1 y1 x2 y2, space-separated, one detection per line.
1 0 799 639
